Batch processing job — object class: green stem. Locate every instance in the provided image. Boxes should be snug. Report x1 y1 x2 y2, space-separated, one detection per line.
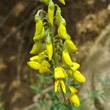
50 24 57 68
49 23 66 104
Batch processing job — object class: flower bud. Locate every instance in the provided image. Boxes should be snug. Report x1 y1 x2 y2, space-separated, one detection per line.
27 61 41 70
55 6 61 26
64 39 78 52
73 71 86 83
68 85 78 94
59 0 65 5
70 94 80 107
54 66 68 79
48 0 55 25
62 50 73 67
46 42 53 61
30 40 42 54
39 60 50 73
35 15 43 35
33 28 44 40
58 24 69 40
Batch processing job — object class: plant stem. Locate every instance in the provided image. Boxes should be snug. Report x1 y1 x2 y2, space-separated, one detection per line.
50 24 57 68
50 23 66 104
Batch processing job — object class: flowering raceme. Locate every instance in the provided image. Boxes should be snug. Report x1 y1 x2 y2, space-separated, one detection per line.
27 0 86 108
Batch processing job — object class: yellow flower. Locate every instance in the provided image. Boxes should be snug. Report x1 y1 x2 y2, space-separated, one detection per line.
59 0 65 5
58 24 69 40
30 50 47 63
46 42 53 61
48 0 55 25
62 50 73 67
33 28 44 40
55 6 61 26
55 79 66 93
27 61 41 70
54 66 68 79
68 85 78 94
35 17 43 35
70 62 80 72
70 94 80 107
67 69 73 78
30 40 42 54
64 39 78 52
39 60 50 73
73 70 86 83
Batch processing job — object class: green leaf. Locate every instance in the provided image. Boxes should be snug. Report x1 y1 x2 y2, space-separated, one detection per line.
99 94 105 101
48 91 60 101
80 99 86 105
50 103 61 110
63 104 73 110
91 90 99 99
66 78 73 84
97 76 104 85
30 84 40 94
70 84 80 88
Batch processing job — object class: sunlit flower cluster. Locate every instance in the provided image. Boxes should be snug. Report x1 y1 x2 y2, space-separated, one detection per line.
27 0 86 107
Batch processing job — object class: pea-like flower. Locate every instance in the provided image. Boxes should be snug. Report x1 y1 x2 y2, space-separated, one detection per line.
27 61 41 70
54 66 68 79
70 94 80 107
30 40 42 54
70 62 80 72
58 0 65 5
62 50 73 67
64 39 78 52
55 79 66 93
33 28 44 40
30 50 47 63
73 70 86 83
48 0 55 25
35 16 43 35
46 42 53 61
55 6 61 26
68 85 80 107
39 60 51 73
58 24 69 40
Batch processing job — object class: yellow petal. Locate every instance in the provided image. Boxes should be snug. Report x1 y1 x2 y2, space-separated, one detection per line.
73 71 86 83
58 24 69 40
68 85 78 94
55 6 61 26
30 50 47 63
55 80 60 92
54 66 68 79
48 0 55 25
30 41 42 54
39 60 50 73
60 80 66 93
35 18 43 35
70 62 80 72
33 28 44 40
64 39 78 52
27 61 41 70
62 50 73 67
46 42 53 61
59 0 65 5
70 94 80 107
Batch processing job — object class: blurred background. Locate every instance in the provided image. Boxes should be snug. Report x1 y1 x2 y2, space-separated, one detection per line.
0 0 110 110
